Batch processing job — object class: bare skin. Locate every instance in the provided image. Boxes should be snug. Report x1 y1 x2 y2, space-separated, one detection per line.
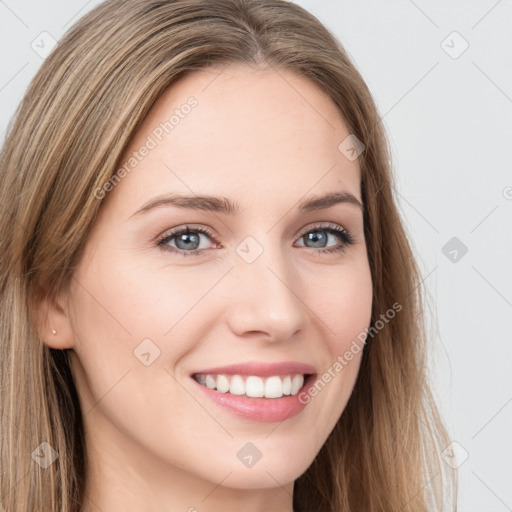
42 64 373 512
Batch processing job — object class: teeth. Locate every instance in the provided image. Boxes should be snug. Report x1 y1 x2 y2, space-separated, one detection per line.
291 374 304 395
216 374 230 393
229 375 245 395
194 373 306 398
246 376 264 397
282 375 292 395
264 376 282 398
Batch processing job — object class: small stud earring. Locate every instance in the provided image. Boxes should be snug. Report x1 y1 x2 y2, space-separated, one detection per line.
51 329 57 335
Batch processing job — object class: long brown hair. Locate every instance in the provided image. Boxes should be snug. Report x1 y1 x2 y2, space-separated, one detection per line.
0 0 457 510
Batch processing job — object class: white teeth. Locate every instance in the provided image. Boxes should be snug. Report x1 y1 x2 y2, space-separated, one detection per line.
229 375 245 395
265 376 283 398
245 376 264 397
205 374 216 389
216 374 230 393
282 375 292 395
291 374 304 395
194 373 307 398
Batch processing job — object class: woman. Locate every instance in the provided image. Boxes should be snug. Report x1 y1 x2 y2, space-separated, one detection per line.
0 0 457 510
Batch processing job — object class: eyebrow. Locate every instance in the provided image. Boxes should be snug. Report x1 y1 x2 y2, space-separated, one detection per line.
129 190 363 218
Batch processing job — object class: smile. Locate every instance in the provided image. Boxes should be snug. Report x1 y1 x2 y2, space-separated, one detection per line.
192 373 309 398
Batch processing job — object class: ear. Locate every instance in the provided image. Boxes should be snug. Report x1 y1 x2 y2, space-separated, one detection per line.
37 289 75 350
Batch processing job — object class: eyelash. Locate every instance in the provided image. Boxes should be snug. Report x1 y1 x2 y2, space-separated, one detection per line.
156 223 355 258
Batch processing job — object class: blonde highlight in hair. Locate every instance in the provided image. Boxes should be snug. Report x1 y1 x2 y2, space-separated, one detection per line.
0 0 456 510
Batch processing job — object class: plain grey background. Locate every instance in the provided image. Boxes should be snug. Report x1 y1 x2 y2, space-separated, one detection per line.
1 1 511 510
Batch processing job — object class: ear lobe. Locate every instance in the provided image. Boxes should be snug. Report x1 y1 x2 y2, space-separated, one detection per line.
37 290 75 350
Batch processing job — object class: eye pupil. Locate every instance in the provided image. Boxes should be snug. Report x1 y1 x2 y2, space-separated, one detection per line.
176 232 200 250
305 231 327 248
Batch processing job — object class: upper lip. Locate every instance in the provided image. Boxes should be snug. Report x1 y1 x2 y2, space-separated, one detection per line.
191 361 317 378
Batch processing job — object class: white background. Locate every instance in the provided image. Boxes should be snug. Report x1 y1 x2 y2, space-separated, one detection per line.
1 1 511 510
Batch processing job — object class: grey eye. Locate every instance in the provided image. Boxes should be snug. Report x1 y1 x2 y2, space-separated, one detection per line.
302 231 330 248
174 231 201 250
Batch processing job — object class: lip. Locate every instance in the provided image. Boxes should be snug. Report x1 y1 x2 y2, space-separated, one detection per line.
191 373 316 423
190 361 317 378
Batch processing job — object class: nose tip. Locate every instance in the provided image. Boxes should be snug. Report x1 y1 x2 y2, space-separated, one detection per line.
225 256 306 341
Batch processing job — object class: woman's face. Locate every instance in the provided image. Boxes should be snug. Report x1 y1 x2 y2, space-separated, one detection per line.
59 65 372 505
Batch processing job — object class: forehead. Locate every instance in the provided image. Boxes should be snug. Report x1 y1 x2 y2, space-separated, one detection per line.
107 65 361 216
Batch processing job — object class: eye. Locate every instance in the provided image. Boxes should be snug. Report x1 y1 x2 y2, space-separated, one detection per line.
294 223 355 255
157 223 355 257
157 225 217 257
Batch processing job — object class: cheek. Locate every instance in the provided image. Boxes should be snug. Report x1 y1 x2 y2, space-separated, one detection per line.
67 250 231 407
310 260 373 350
67 254 209 459
299 261 372 422
71 248 216 345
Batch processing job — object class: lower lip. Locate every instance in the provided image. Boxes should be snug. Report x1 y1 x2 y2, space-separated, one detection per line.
191 375 315 423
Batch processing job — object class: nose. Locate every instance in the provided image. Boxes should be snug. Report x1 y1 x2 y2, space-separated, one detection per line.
224 243 306 342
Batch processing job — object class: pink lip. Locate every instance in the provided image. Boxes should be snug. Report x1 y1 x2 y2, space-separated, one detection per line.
191 374 316 423
191 361 316 377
